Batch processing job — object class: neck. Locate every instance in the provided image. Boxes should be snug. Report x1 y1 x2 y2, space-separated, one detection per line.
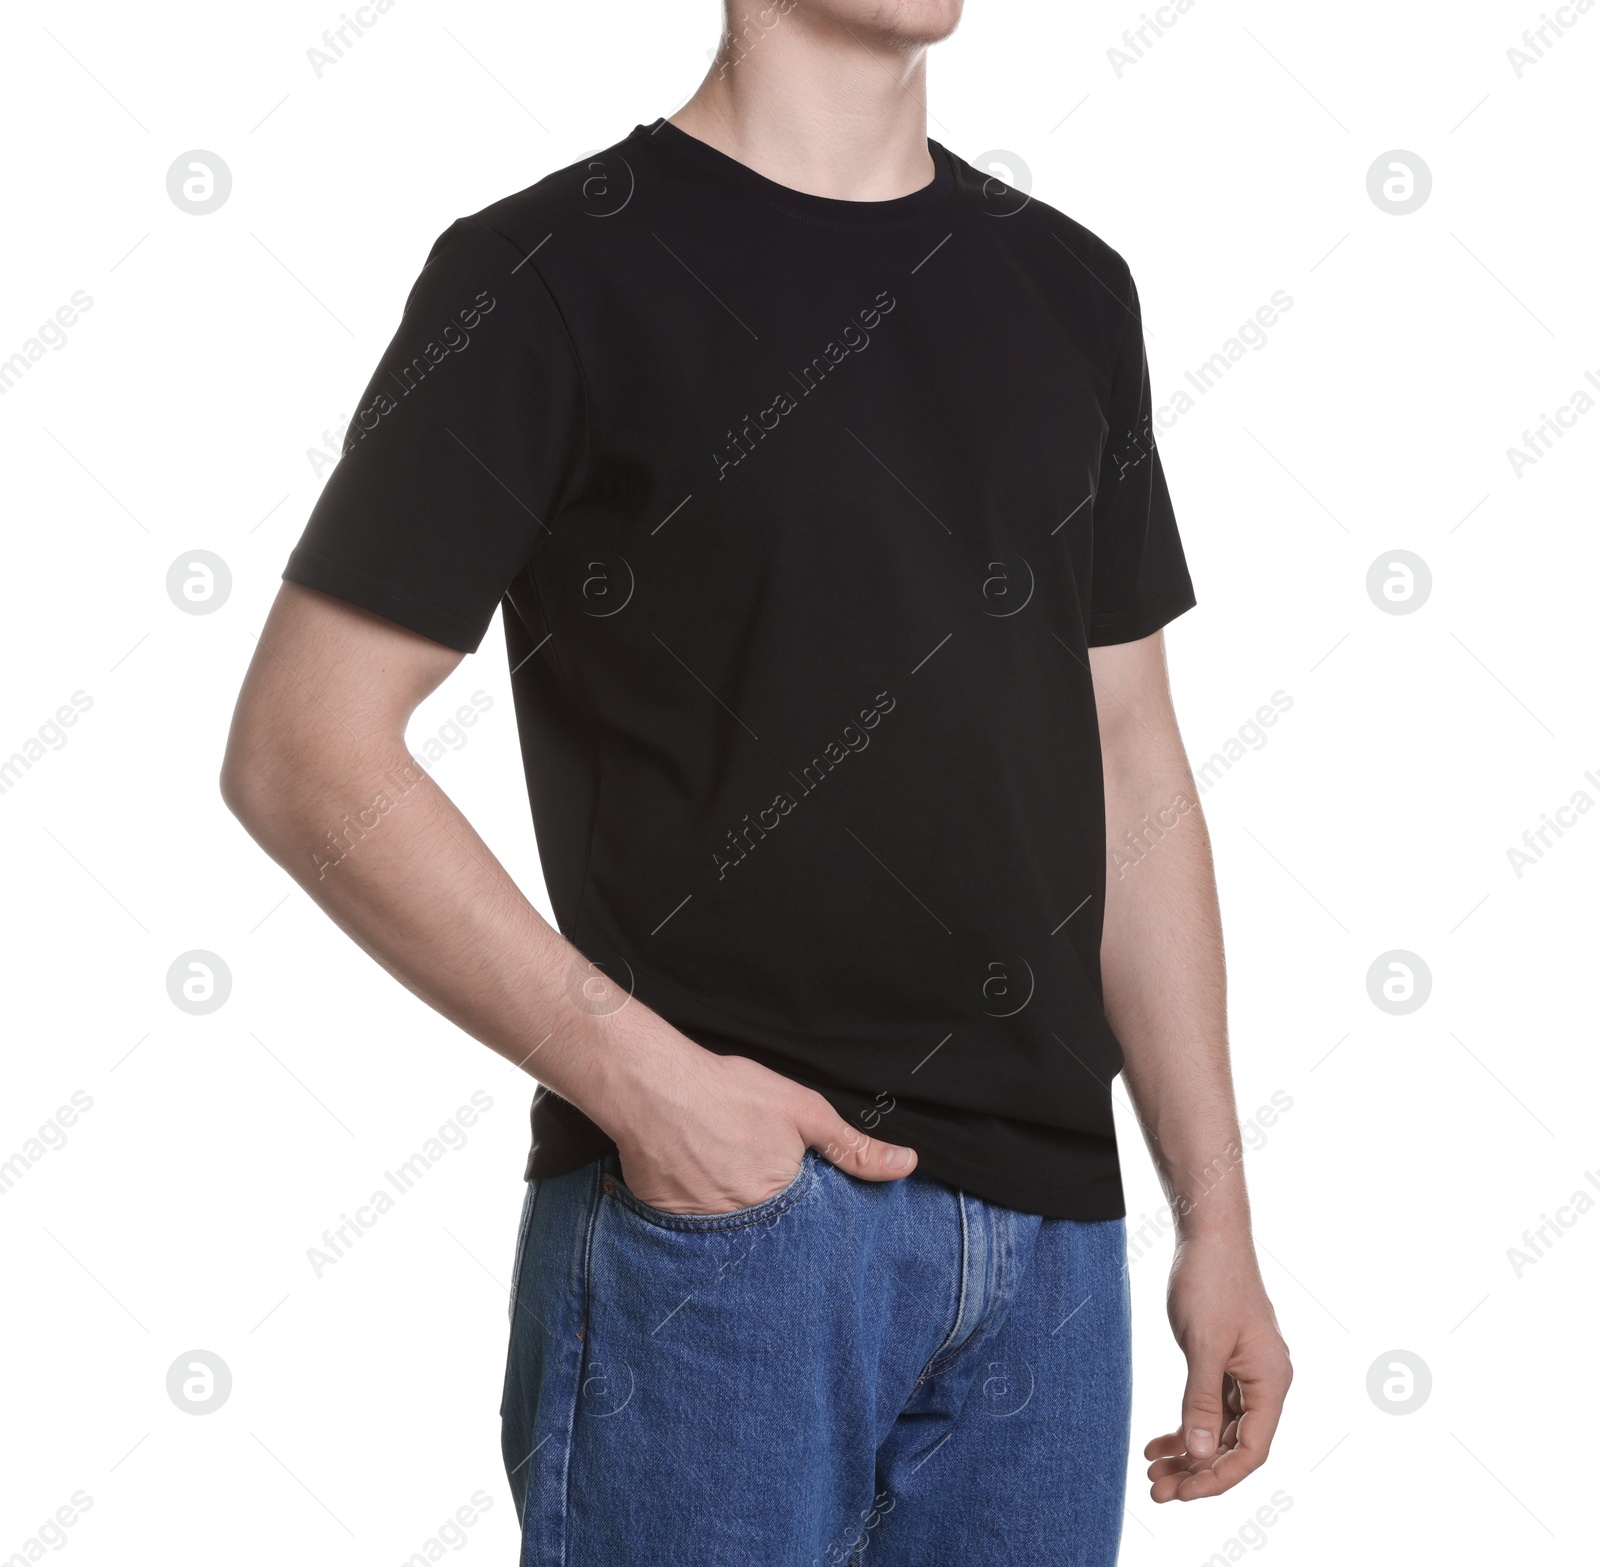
669 6 939 201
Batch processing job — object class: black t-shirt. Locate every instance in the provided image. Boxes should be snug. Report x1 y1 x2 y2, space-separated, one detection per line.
282 118 1196 1220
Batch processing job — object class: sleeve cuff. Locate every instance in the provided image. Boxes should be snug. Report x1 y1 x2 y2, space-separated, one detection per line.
281 545 491 654
1085 585 1197 647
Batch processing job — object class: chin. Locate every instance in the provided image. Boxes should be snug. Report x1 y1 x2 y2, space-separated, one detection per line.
789 0 966 47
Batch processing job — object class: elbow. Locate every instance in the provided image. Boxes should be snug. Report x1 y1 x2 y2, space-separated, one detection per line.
220 750 272 836
219 705 293 832
219 752 261 828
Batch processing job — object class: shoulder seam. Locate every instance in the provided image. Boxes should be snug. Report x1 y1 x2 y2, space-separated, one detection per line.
457 216 594 519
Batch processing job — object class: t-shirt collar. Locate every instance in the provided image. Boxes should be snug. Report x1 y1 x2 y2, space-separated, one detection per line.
633 116 957 228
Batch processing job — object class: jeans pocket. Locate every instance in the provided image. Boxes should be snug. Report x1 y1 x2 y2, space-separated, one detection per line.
604 1148 819 1233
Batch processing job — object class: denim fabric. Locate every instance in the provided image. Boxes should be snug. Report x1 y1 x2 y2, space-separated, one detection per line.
500 1148 1131 1566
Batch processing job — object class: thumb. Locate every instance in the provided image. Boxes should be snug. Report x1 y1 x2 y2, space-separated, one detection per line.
803 1109 917 1182
1179 1342 1232 1460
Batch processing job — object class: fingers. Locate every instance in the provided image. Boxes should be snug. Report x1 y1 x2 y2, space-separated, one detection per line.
1143 1428 1187 1460
1201 1355 1291 1495
1146 1432 1231 1503
1178 1338 1233 1468
803 1101 917 1181
1144 1450 1194 1479
1147 1340 1293 1502
1142 1341 1233 1503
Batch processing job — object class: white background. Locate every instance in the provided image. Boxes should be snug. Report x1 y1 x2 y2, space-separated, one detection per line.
2 0 1595 1562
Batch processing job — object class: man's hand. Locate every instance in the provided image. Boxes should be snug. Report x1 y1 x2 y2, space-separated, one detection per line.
602 1019 918 1215
1144 1233 1292 1502
221 585 918 1223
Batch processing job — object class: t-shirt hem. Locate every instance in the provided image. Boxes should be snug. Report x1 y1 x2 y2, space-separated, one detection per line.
519 959 1129 1219
524 1129 1127 1222
522 1084 1127 1222
283 545 488 654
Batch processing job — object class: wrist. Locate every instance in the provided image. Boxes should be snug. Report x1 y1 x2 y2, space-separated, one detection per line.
1166 1185 1253 1246
1173 1217 1254 1252
567 996 699 1141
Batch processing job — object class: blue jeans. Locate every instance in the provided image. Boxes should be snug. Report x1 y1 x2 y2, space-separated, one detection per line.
500 1147 1131 1566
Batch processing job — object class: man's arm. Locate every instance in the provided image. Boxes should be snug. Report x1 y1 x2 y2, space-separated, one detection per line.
219 582 917 1212
1090 629 1292 1502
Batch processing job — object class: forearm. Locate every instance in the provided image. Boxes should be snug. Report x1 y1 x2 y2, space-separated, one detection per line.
1100 717 1249 1241
223 733 684 1137
1089 636 1290 1496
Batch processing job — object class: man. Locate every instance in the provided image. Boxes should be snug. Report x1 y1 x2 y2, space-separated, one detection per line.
222 1 1291 1561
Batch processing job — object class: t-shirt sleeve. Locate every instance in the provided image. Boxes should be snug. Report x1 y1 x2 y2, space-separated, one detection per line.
281 218 586 654
1085 265 1197 647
